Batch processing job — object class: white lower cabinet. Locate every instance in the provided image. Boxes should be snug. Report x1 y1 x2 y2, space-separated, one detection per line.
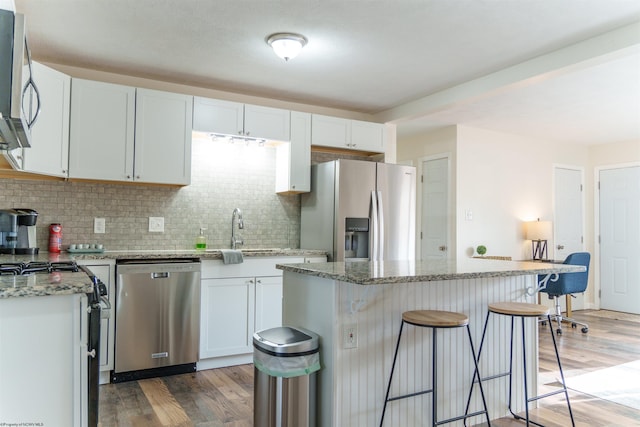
198 256 306 369
0 294 87 426
200 276 256 359
255 276 284 332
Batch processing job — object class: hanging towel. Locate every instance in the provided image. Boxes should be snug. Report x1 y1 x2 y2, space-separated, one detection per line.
221 249 244 265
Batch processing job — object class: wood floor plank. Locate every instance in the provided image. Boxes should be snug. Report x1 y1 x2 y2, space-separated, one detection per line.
138 378 192 426
99 310 640 426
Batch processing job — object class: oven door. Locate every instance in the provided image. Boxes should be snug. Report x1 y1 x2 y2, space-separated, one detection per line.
87 298 101 427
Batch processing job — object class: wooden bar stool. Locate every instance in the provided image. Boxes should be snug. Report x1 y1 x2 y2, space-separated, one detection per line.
380 310 491 427
474 302 574 427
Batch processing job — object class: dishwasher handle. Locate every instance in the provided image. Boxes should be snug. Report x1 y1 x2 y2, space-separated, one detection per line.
151 272 170 279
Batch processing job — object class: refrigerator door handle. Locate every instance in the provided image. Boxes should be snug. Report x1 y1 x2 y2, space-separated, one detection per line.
371 191 379 261
377 190 384 261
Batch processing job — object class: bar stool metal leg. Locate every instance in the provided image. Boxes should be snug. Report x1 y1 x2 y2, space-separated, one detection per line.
381 311 491 427
475 304 575 427
380 320 406 427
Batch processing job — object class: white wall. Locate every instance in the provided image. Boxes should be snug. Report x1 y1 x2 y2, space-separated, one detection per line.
398 125 590 261
456 125 589 260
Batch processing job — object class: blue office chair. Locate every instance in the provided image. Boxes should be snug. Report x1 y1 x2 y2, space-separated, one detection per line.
539 252 590 335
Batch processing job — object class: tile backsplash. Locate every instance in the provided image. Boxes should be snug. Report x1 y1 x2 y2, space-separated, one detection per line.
0 140 373 252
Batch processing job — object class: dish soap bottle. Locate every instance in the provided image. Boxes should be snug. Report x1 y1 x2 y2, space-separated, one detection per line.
195 227 207 251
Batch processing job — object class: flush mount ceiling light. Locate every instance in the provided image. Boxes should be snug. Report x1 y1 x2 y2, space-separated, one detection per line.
266 32 307 61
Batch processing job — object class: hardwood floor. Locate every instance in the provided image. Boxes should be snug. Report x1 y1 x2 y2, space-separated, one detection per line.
99 310 640 426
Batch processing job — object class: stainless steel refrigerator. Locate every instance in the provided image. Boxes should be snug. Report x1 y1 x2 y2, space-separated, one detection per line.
301 159 416 262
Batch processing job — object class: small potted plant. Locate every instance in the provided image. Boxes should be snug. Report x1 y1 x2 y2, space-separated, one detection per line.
476 245 487 256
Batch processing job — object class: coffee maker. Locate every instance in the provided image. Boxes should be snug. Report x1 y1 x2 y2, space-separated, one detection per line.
0 209 39 254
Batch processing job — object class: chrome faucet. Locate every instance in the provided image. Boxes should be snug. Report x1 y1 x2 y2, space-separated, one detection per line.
231 208 244 249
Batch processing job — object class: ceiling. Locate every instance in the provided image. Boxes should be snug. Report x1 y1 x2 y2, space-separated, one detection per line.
15 0 640 145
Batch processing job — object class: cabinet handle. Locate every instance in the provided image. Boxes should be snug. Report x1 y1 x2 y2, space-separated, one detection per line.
438 245 447 251
256 279 261 284
126 175 131 179
87 349 96 359
557 244 565 250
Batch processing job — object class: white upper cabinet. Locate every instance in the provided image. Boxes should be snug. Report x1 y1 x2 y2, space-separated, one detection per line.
276 111 311 194
69 79 135 181
351 119 385 153
2 61 71 175
69 79 193 185
21 62 71 177
311 114 386 153
193 97 243 136
243 104 290 141
310 114 350 147
193 97 290 142
134 88 193 185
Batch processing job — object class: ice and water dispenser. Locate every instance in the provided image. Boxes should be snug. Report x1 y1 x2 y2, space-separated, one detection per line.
344 218 369 260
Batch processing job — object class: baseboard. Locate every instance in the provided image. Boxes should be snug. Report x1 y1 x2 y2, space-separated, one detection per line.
197 354 252 370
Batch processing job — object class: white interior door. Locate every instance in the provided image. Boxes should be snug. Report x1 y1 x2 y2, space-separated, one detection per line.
552 167 585 310
600 166 640 314
421 157 450 260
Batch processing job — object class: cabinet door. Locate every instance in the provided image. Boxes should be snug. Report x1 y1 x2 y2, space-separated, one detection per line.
255 276 283 332
351 119 385 153
244 104 290 141
0 294 86 426
134 88 193 185
200 277 255 358
192 97 243 136
69 79 135 181
275 111 310 193
311 114 350 148
22 62 70 177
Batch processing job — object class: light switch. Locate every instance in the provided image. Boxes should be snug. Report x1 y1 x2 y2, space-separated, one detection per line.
465 209 473 221
149 217 165 232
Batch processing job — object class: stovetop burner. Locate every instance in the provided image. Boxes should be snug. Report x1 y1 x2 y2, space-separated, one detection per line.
0 261 79 276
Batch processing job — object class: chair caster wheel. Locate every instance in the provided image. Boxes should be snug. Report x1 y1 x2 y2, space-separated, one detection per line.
571 323 577 328
581 327 589 333
556 328 562 335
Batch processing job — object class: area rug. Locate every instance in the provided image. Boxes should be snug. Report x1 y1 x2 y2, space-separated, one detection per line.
564 360 640 411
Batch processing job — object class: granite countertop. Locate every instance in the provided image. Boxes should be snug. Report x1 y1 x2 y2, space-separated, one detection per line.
65 248 327 261
0 248 326 299
276 258 586 285
0 271 94 299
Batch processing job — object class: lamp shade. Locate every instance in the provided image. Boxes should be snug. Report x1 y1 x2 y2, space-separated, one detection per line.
525 220 552 240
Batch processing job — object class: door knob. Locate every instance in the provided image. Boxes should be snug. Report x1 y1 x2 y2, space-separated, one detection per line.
557 244 565 250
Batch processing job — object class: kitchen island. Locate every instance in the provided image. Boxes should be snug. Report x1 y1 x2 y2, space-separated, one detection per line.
277 259 585 427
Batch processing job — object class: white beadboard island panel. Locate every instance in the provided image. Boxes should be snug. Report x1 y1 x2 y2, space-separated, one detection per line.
280 259 584 427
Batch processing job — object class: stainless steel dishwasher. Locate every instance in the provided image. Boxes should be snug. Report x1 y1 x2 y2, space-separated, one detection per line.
113 258 201 382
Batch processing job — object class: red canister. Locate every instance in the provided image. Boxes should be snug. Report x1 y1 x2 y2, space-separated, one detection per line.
49 223 62 253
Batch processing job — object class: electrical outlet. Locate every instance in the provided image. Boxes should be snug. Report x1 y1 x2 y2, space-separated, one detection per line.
343 323 358 349
149 217 165 233
94 218 106 234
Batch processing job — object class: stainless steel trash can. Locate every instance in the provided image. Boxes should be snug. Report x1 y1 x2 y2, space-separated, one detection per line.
253 326 320 427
